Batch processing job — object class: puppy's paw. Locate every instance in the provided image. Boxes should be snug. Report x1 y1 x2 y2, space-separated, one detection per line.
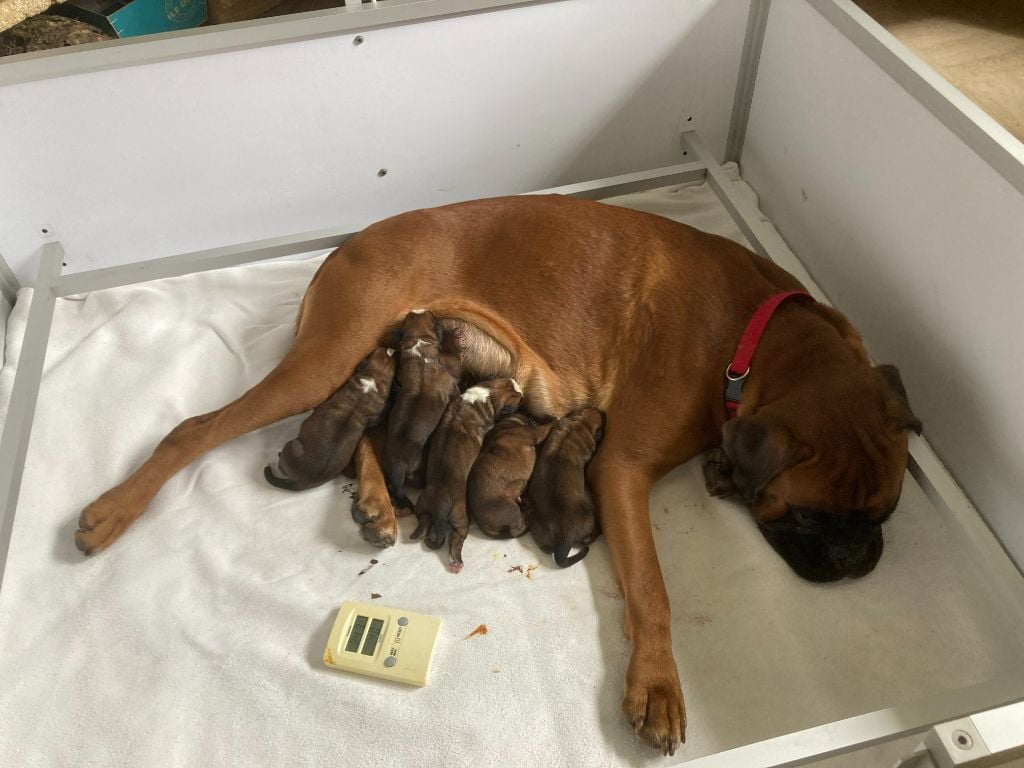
622 660 687 756
74 491 139 555
446 560 464 574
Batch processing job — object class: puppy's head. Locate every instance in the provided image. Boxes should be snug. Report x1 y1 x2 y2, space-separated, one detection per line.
401 309 443 346
482 377 524 417
707 363 920 582
573 407 606 447
357 346 398 390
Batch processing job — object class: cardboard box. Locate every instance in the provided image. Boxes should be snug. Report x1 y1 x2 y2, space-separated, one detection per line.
55 0 207 38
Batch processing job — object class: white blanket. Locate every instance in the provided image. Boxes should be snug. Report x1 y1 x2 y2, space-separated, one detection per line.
2 170 1021 768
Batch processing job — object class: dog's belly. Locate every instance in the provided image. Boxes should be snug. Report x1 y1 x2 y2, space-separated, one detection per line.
438 317 600 419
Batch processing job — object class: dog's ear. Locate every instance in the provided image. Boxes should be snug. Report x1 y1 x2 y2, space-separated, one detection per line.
875 364 922 435
434 318 445 345
722 415 809 504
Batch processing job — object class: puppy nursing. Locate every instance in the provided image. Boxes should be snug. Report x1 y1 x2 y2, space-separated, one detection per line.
411 378 524 573
468 413 552 539
264 346 396 491
385 310 462 513
527 408 605 567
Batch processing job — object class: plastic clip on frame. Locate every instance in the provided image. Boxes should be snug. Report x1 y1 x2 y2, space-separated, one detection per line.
1 134 1023 768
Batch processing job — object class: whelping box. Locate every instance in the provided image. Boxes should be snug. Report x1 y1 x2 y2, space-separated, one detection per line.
56 0 207 38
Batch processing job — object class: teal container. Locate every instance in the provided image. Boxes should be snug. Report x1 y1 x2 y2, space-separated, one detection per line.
57 0 207 38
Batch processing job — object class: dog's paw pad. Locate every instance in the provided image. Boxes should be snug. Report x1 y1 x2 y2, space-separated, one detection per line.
360 519 397 549
446 561 464 574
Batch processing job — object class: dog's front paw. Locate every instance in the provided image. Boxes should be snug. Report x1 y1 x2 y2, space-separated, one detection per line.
702 452 735 498
352 490 397 548
74 489 140 555
623 656 687 756
360 519 397 548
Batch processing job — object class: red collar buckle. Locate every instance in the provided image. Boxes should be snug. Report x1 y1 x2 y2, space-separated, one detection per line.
724 291 812 420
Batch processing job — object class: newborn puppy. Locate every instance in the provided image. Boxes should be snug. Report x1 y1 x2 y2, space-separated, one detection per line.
265 346 396 491
527 407 605 567
385 310 462 513
411 378 524 573
467 413 553 538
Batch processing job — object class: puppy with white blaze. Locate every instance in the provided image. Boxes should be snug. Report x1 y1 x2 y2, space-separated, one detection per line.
385 310 462 514
411 378 523 572
264 346 396 491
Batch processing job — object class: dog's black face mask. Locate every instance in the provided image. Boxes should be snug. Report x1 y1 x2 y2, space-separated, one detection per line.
757 506 884 582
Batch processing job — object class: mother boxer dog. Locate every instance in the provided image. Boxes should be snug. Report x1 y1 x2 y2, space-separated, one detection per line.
74 194 920 756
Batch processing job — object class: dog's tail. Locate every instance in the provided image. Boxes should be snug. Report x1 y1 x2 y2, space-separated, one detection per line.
554 541 589 568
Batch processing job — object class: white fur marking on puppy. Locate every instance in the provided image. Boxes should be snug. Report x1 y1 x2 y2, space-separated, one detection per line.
461 385 490 404
409 339 428 358
510 378 523 395
359 377 379 394
411 308 427 315
386 348 396 357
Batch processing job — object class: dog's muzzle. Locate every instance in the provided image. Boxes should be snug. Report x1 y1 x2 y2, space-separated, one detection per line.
758 507 885 582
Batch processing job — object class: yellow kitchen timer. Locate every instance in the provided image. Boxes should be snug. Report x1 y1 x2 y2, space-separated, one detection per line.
323 601 442 687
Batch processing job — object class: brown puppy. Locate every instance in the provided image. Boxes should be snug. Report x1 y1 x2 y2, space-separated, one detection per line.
411 378 523 572
467 413 553 538
264 346 396 491
77 195 921 755
527 408 605 567
385 310 462 513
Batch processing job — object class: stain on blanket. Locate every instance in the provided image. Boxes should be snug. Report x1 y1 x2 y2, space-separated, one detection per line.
464 624 488 640
506 563 539 579
357 558 379 576
341 482 357 500
370 593 382 600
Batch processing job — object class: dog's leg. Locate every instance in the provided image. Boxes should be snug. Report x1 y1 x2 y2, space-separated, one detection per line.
74 339 380 555
350 425 399 548
589 453 686 756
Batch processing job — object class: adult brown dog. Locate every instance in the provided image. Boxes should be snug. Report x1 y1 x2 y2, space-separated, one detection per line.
74 195 919 756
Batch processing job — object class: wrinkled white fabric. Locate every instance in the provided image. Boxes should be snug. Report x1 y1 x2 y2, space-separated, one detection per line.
1 170 1020 767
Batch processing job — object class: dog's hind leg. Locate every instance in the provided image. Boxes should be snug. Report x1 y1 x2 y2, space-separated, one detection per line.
74 332 387 555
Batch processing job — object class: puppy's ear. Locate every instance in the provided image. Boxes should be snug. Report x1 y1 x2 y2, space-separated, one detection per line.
722 415 809 504
434 319 445 345
491 380 523 418
875 364 922 435
533 421 554 445
440 352 462 380
577 408 605 442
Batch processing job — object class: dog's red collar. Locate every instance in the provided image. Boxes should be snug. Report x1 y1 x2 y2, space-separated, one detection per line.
725 290 813 419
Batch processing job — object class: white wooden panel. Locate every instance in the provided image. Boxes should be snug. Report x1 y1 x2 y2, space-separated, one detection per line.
743 0 1024 569
0 0 748 284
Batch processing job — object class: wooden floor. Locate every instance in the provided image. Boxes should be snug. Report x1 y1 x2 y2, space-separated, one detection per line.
855 0 1024 143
